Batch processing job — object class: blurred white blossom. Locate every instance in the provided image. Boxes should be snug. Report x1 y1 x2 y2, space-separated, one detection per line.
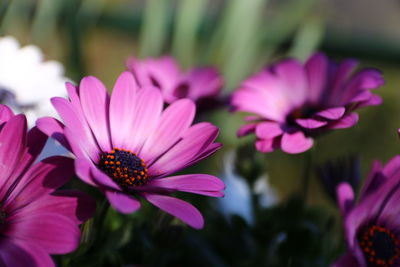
253 174 278 208
0 36 68 126
218 151 254 224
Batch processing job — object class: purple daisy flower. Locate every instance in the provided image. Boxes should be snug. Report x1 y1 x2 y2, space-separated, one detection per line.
37 71 224 229
126 56 223 106
0 105 95 267
231 53 384 154
333 156 400 267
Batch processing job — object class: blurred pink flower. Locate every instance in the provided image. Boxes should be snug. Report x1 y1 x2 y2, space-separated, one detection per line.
37 72 224 229
126 56 223 107
231 53 384 154
0 105 95 267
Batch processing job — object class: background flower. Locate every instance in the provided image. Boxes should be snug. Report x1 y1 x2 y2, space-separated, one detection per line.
126 56 223 109
231 53 384 154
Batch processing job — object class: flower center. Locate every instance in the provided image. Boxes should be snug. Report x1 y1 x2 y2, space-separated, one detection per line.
358 225 400 267
98 148 149 188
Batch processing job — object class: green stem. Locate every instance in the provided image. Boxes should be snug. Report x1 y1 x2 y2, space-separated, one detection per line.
302 144 316 203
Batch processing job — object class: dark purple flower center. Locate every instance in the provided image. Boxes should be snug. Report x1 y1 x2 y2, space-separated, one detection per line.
98 148 149 188
173 83 190 99
358 225 400 267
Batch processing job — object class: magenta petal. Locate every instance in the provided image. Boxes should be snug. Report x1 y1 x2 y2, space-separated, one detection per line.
382 155 400 178
142 193 204 229
9 213 80 254
237 123 257 137
336 182 355 217
184 67 222 100
51 97 100 161
146 174 224 197
36 117 71 151
295 118 327 129
109 71 138 149
148 122 218 176
330 113 359 129
359 160 385 201
255 122 283 139
315 107 346 120
0 239 55 267
0 115 27 198
0 104 14 123
331 253 360 267
7 156 74 210
140 99 195 163
105 190 141 214
127 87 163 152
74 157 97 186
255 138 275 153
281 131 313 154
90 165 121 191
23 190 96 224
304 53 328 102
79 76 111 152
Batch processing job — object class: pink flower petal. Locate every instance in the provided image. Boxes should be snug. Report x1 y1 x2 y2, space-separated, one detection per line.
0 115 27 199
0 104 14 123
74 157 97 186
145 174 224 197
51 97 100 162
0 238 55 267
295 118 327 129
7 156 74 210
304 53 328 103
184 67 222 101
331 253 360 267
255 138 275 153
255 122 283 139
148 122 219 177
336 182 355 217
237 123 257 137
8 213 80 254
315 107 345 120
140 99 195 162
36 117 71 151
79 76 112 152
274 59 307 107
127 87 163 152
330 113 359 129
90 165 121 191
105 190 141 214
22 190 96 224
142 193 204 229
281 131 313 154
109 71 138 149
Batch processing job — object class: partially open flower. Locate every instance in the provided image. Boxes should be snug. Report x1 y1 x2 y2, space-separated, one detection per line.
126 56 223 109
231 53 384 154
37 71 224 229
0 105 95 267
333 156 400 267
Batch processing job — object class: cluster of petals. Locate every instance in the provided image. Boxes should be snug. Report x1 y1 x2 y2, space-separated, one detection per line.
37 71 224 229
0 105 95 267
231 52 384 154
126 56 223 106
333 156 400 267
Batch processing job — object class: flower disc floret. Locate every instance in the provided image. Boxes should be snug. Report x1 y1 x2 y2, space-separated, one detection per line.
98 148 148 187
358 225 400 267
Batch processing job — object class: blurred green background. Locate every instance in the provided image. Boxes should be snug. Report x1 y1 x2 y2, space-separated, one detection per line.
2 0 400 266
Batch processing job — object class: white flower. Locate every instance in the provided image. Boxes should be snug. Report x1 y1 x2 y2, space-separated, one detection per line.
0 36 68 126
217 151 254 224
